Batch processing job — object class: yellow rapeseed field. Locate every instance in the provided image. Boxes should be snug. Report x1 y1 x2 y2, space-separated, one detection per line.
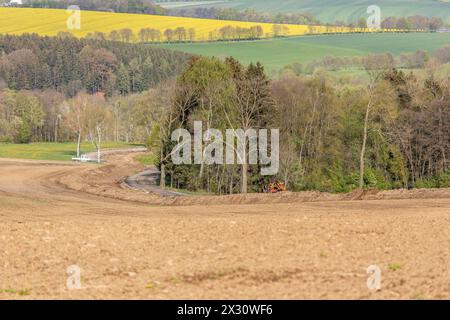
0 7 400 42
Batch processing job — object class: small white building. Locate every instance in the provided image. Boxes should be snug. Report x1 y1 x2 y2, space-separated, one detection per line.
437 28 450 33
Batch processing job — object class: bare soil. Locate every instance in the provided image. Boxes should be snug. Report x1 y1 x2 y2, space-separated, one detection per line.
0 154 449 299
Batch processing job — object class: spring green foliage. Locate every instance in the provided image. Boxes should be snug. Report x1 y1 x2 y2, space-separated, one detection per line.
0 90 45 144
156 56 449 194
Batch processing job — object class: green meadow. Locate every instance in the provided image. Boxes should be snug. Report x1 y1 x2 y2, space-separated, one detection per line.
0 142 138 161
160 33 450 73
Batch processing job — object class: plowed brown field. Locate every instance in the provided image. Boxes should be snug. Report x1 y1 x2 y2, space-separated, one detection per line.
0 154 449 299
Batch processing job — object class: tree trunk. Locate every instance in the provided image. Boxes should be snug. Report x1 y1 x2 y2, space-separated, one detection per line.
241 162 248 194
160 148 166 188
54 119 58 143
96 126 102 163
199 162 204 179
160 163 166 188
76 131 81 158
359 101 371 189
229 176 233 195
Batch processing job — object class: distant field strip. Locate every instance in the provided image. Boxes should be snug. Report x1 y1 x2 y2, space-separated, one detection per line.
157 1 227 9
160 33 450 72
164 0 450 23
0 7 404 42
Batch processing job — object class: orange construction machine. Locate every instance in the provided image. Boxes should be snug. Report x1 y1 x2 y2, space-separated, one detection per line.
263 181 286 193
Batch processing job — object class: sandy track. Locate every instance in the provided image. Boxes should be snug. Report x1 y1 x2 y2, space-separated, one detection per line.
0 155 449 299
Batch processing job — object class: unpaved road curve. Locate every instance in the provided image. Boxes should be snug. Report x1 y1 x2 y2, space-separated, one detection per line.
125 168 186 197
0 154 449 299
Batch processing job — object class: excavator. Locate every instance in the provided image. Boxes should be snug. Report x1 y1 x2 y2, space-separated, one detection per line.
263 180 286 193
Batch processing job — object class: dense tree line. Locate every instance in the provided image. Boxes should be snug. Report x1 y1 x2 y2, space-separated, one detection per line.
381 15 445 31
87 24 392 45
215 25 264 41
0 34 190 95
153 56 449 193
167 6 319 25
95 27 196 43
167 7 448 31
84 24 283 44
0 34 189 151
281 45 450 75
0 86 164 150
153 57 274 193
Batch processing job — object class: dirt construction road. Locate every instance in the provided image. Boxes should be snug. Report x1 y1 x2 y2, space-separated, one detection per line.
0 153 449 299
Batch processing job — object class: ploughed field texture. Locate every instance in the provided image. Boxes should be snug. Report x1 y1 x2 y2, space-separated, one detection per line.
0 7 403 41
0 155 449 299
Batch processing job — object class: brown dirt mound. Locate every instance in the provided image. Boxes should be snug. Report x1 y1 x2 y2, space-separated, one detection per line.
55 152 450 206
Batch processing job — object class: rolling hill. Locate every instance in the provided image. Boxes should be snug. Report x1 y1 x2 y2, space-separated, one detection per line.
157 0 450 23
160 32 450 73
0 7 366 41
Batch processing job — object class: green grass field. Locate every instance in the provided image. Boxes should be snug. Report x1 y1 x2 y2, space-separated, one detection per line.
159 0 450 23
160 33 450 73
0 142 138 161
135 153 157 166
